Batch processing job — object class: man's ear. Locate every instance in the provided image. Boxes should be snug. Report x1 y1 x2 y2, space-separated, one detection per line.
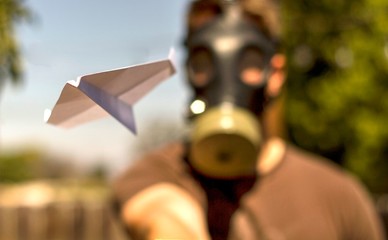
267 54 286 98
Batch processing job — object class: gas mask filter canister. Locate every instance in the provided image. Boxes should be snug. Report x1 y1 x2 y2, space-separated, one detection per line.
186 3 276 178
190 103 262 178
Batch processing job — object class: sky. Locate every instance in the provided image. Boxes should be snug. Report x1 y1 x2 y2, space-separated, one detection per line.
1 0 192 176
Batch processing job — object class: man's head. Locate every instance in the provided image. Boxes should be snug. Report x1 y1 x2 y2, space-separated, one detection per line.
185 0 281 42
184 0 286 178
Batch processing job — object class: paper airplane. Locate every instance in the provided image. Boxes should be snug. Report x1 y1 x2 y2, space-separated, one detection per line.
44 50 176 134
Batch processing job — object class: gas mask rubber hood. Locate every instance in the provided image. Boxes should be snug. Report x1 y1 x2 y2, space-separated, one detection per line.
185 2 277 178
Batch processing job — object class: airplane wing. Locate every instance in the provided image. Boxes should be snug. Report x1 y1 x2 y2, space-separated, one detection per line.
44 50 176 134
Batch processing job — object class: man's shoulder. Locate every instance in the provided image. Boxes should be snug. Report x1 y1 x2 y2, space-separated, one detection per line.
152 141 187 158
138 141 187 166
285 145 346 176
281 145 362 189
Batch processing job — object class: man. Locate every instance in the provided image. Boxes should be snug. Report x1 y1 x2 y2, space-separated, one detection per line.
112 0 385 239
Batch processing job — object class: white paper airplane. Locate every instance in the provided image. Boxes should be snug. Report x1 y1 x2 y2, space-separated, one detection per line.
44 50 176 134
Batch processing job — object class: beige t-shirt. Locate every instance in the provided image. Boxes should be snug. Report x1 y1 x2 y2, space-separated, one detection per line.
113 142 385 240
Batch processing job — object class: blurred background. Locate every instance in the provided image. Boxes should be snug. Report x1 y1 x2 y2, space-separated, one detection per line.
0 0 387 239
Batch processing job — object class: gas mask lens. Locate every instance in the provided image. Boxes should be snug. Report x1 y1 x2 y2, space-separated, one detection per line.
188 48 214 87
239 47 265 86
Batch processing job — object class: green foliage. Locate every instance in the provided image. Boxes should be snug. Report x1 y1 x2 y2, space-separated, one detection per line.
0 0 32 87
0 148 112 182
282 0 388 192
0 150 42 182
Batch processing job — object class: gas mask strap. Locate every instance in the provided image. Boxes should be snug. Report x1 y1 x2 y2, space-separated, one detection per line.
220 0 240 11
221 0 238 4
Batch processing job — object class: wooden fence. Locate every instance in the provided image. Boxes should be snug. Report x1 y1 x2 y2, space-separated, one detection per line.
0 180 129 240
0 181 387 240
0 201 128 240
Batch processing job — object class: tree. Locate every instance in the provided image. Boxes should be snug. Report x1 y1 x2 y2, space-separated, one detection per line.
0 149 42 182
282 0 388 192
0 0 31 91
0 0 31 148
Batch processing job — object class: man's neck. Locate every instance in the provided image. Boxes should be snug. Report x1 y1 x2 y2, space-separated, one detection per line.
257 137 286 175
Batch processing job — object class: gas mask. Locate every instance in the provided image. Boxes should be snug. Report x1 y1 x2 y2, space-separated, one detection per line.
185 2 277 178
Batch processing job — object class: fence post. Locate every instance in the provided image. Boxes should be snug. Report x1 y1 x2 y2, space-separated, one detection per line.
25 206 48 240
82 201 105 240
0 206 19 240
